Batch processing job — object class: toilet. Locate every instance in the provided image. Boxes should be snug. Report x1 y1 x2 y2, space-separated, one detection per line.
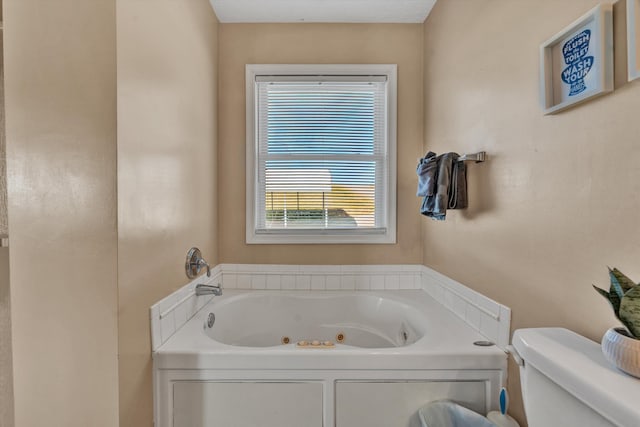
511 328 640 427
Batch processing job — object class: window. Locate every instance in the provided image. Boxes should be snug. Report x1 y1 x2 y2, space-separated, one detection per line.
246 64 397 244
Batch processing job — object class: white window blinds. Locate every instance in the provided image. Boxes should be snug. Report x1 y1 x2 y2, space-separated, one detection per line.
254 77 389 235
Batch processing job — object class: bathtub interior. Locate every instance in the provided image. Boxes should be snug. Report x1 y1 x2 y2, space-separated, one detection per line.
203 292 427 348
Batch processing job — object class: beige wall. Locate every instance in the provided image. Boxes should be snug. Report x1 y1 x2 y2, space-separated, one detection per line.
0 31 6 237
4 0 119 425
218 24 424 264
423 0 640 423
0 13 13 425
0 248 12 427
116 0 219 425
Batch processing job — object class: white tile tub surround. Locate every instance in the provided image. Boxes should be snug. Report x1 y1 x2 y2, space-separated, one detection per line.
421 266 511 350
150 265 222 351
220 264 423 292
150 264 510 352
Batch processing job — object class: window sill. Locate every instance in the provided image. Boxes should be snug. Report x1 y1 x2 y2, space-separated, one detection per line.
246 229 396 245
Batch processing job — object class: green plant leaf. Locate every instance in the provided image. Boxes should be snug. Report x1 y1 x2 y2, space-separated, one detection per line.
593 285 610 300
610 268 636 293
593 285 622 317
619 286 640 339
608 287 622 317
608 268 626 300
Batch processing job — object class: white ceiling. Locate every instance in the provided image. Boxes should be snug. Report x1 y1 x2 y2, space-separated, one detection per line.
210 0 437 23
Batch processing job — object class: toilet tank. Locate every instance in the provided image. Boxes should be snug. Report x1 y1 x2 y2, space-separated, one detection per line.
512 328 640 427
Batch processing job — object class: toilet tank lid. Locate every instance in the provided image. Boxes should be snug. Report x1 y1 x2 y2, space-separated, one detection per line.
512 328 640 427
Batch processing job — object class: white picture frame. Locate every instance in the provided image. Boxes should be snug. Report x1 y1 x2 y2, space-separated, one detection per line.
628 0 640 81
540 4 614 115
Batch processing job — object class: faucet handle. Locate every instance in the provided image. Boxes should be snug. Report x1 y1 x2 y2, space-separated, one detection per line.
185 247 211 279
197 258 211 277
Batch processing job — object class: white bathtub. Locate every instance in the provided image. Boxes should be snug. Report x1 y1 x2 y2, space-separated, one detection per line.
154 290 507 427
205 292 427 348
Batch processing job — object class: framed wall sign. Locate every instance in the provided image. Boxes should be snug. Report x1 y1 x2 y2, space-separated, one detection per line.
540 4 614 114
628 0 640 81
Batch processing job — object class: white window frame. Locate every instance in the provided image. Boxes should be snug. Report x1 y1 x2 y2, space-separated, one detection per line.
246 64 397 244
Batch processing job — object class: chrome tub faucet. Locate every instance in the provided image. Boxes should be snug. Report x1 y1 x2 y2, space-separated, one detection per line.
195 283 223 296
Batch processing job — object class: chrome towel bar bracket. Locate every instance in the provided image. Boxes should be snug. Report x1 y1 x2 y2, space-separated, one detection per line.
458 151 487 163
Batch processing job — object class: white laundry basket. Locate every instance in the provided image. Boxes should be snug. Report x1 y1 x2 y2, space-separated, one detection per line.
418 401 497 427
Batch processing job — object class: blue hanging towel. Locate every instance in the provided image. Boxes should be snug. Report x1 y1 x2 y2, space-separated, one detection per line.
416 151 438 197
419 152 463 220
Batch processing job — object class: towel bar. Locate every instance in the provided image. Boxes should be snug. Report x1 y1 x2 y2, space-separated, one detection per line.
417 151 487 163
